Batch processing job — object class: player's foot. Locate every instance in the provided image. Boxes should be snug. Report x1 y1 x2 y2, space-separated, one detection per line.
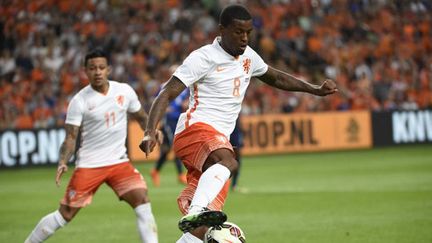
150 169 160 187
178 210 227 233
178 173 187 185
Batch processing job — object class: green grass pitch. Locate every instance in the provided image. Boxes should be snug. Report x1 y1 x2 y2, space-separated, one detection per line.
1 145 432 242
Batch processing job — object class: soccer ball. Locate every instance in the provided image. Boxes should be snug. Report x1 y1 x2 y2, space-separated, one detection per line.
204 222 246 243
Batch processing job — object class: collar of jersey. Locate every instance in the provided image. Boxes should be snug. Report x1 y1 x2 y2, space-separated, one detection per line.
213 36 242 60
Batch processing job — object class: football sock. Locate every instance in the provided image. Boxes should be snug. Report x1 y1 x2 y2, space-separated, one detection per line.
189 163 231 214
135 203 158 243
176 233 203 243
24 210 67 243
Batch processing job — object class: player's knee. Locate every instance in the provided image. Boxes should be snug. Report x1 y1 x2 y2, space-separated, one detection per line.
135 195 150 206
228 158 239 174
129 198 150 209
59 205 79 222
203 157 238 174
61 213 73 222
218 158 238 174
205 149 238 173
122 189 150 208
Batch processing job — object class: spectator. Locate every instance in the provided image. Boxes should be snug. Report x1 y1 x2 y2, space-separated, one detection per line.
0 0 431 129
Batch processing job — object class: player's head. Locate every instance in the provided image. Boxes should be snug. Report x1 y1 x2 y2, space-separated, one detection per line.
219 4 253 57
84 48 111 89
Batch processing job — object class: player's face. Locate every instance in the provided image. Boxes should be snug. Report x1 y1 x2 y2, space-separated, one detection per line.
85 57 110 89
220 19 253 57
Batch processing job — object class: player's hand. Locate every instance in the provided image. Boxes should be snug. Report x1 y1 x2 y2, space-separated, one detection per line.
56 163 68 187
139 130 157 158
313 79 338 96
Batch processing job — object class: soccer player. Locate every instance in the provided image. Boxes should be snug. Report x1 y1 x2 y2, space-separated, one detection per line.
151 87 188 187
25 49 160 243
140 4 337 242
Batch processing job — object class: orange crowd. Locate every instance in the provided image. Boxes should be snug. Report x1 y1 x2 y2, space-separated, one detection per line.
0 0 431 130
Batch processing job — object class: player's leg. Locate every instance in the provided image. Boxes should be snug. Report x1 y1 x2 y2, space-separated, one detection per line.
178 148 237 233
122 189 158 243
109 162 158 243
177 181 230 240
230 147 241 190
175 157 187 184
25 167 103 243
24 206 76 243
154 149 168 172
230 119 244 192
151 127 170 186
174 123 236 233
188 148 237 212
151 152 165 187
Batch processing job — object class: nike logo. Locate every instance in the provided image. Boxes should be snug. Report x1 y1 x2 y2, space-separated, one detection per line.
223 240 234 243
216 66 226 72
214 175 223 183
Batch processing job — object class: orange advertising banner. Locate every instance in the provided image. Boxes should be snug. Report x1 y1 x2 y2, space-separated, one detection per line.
241 111 372 155
128 111 372 162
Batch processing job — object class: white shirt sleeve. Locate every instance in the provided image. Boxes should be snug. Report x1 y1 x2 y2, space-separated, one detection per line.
173 49 212 87
125 84 142 113
65 95 84 126
250 49 268 77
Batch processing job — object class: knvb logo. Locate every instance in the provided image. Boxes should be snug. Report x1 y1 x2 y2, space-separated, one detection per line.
243 58 251 74
346 118 359 142
116 95 124 107
392 110 432 143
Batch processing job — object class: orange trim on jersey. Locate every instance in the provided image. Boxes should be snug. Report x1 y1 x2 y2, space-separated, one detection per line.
185 83 199 128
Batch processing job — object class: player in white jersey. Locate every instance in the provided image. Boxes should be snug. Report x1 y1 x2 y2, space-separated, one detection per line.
140 4 337 242
25 49 160 243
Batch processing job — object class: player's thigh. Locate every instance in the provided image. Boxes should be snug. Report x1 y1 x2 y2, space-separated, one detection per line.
106 162 148 201
204 148 238 173
60 167 107 208
174 122 234 172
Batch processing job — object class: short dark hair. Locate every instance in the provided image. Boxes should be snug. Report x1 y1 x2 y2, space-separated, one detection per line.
84 48 109 66
219 4 252 27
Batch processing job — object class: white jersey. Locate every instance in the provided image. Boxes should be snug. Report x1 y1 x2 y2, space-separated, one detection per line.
65 81 141 168
173 37 268 137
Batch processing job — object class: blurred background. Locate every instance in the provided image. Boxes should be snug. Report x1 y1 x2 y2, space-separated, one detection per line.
1 0 431 130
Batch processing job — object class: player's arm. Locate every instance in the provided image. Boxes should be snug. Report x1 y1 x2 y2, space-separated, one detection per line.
56 124 79 186
257 66 337 96
139 76 187 156
129 107 164 145
129 108 148 131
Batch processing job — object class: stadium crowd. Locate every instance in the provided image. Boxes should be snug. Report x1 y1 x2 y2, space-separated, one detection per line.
1 0 431 130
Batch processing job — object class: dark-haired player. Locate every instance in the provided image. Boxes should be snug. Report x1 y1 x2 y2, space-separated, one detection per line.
140 4 337 242
25 49 160 243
